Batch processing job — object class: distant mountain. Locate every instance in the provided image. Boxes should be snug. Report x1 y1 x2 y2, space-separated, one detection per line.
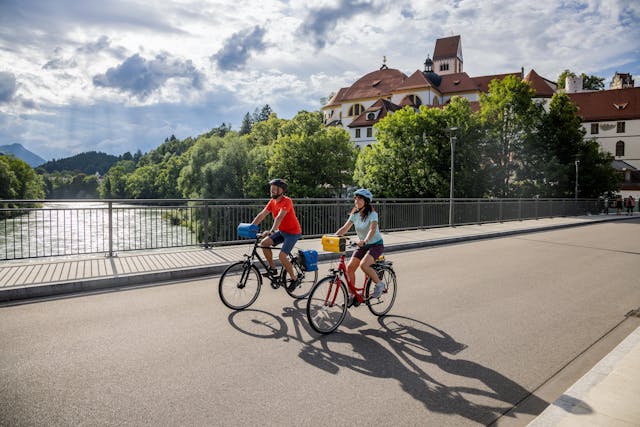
0 143 46 167
38 151 121 175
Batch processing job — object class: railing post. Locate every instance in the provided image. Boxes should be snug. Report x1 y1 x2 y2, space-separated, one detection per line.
499 199 503 222
518 198 522 221
203 200 209 248
108 201 113 257
477 199 481 224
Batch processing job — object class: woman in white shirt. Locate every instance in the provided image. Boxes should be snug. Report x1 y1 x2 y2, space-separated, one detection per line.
334 188 386 299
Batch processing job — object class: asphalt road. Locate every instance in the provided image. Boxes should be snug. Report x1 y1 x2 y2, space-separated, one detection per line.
1 219 639 426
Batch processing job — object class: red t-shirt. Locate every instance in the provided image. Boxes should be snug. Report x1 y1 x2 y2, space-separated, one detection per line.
266 196 301 234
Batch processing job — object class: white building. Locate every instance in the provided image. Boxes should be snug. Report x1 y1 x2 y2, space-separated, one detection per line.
322 35 556 148
568 86 640 197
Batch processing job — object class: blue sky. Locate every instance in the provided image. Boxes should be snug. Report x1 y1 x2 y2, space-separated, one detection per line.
0 0 638 161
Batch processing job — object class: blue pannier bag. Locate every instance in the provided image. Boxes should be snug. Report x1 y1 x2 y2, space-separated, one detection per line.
298 249 318 272
237 223 259 239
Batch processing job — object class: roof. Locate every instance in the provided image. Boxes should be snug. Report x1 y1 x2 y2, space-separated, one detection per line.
612 160 637 171
348 98 401 128
524 69 556 98
568 87 640 122
333 68 408 104
438 72 479 93
394 70 435 91
433 35 461 60
472 72 521 92
324 87 349 107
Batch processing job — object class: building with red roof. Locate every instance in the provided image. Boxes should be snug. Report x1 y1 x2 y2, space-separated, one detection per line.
322 35 554 147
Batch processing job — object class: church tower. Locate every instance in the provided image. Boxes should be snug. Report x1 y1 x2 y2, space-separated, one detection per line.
433 35 463 75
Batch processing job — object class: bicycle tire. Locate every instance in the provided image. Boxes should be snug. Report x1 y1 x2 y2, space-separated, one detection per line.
218 261 261 310
306 276 348 334
365 265 397 316
283 256 318 299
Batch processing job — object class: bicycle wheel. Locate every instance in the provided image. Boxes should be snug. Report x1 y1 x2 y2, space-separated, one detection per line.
306 276 348 334
366 266 397 316
218 261 261 310
283 256 318 299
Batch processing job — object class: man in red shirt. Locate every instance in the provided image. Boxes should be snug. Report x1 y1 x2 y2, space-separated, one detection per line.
251 179 302 291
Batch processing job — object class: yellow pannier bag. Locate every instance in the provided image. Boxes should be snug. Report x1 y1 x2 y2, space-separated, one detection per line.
321 235 347 253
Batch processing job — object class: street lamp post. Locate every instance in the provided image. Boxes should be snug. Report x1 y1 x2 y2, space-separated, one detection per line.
448 127 458 226
575 160 580 199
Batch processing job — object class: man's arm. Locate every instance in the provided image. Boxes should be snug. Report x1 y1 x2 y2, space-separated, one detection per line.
251 207 270 225
269 208 288 233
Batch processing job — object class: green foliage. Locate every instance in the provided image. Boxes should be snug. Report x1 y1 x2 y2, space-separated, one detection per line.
480 75 544 196
98 160 136 198
355 97 485 198
42 171 100 198
581 74 605 91
557 69 604 91
0 155 45 207
269 121 355 197
557 69 576 89
38 151 120 174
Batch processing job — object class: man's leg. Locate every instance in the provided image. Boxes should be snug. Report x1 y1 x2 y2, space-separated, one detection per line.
260 237 276 270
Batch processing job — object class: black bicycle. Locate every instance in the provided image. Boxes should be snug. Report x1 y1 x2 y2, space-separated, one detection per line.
218 233 318 310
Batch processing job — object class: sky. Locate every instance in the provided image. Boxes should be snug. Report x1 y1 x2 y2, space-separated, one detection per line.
0 0 638 161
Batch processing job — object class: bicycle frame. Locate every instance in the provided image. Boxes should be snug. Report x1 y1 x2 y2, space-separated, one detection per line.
244 238 284 285
328 252 371 305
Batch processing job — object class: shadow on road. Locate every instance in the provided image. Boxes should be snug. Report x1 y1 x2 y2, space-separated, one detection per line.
227 303 549 425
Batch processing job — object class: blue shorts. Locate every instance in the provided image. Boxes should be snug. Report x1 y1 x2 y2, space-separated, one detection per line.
265 231 302 255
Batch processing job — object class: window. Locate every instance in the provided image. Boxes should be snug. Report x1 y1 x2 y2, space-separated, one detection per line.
591 123 599 134
440 63 449 71
617 122 625 133
348 104 364 117
402 94 422 107
355 129 361 138
616 140 625 157
366 127 372 138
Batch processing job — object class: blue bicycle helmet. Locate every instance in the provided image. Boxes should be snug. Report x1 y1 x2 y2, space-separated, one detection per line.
353 188 373 202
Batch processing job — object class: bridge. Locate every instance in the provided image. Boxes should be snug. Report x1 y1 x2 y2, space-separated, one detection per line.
0 214 638 426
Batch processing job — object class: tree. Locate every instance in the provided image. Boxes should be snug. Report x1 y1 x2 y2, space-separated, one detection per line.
557 69 604 90
0 155 44 200
239 112 253 136
98 160 135 198
479 75 543 197
522 92 585 196
354 97 485 198
581 73 605 91
125 164 160 198
268 112 355 197
252 104 273 123
557 69 576 89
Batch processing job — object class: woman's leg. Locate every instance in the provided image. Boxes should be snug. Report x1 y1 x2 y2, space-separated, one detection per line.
358 253 380 284
346 256 360 288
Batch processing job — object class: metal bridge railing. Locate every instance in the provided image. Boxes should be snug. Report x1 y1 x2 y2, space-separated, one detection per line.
0 198 602 261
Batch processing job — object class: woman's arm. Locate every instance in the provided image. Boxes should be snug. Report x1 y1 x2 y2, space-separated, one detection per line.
358 221 378 246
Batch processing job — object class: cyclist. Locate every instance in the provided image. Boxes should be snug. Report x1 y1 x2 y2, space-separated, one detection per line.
251 178 302 291
334 188 386 299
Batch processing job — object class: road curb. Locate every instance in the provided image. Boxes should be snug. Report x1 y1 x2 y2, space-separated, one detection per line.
0 215 635 303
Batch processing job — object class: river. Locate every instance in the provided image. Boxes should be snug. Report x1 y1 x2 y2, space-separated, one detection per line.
0 201 197 260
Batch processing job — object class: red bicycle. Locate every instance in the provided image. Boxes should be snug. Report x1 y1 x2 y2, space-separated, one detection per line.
306 238 397 334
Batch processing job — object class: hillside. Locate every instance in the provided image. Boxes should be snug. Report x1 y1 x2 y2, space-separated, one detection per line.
0 143 46 167
38 151 121 174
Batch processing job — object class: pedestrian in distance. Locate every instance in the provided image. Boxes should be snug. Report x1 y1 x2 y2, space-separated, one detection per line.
333 188 386 299
251 179 302 292
616 195 623 215
626 195 635 215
